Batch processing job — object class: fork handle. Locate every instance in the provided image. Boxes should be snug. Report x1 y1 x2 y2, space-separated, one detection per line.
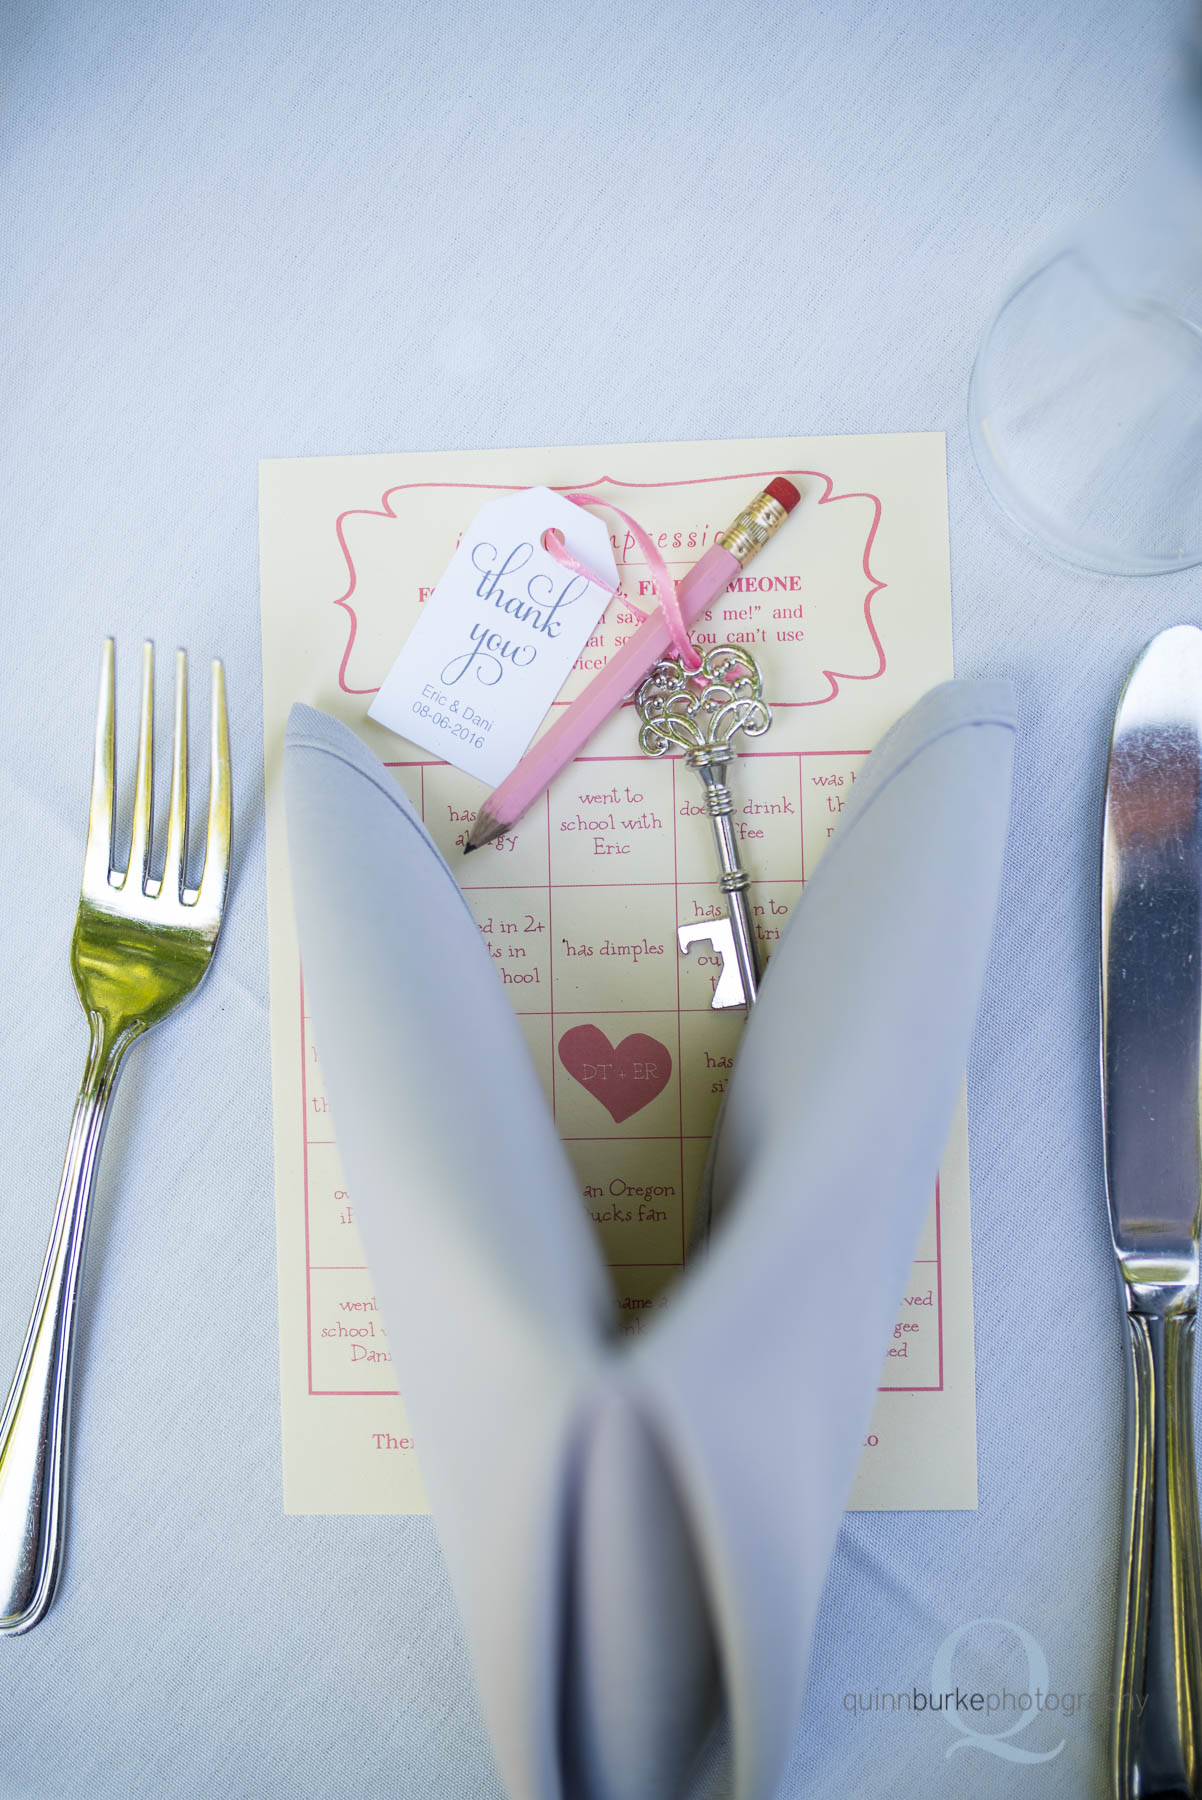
1113 1298 1202 1798
0 1028 131 1634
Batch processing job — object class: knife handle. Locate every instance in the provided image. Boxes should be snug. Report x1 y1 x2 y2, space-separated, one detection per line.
1114 1301 1202 1799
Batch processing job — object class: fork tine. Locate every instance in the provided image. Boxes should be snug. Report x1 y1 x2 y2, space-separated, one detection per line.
161 651 188 899
121 641 155 894
195 659 231 914
81 640 116 892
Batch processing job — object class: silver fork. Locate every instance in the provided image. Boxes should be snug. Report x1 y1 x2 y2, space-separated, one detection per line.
0 641 230 1634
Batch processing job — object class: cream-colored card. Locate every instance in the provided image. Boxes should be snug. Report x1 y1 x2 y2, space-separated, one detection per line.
259 434 977 1515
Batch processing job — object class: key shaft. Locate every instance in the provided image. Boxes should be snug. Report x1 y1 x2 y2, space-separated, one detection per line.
686 744 760 1005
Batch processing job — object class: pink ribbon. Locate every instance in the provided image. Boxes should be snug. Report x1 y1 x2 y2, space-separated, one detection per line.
543 491 702 672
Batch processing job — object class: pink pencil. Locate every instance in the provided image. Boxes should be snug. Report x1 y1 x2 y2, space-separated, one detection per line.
464 477 802 851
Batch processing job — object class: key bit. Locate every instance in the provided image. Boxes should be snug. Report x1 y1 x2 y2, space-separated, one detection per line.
635 643 772 1009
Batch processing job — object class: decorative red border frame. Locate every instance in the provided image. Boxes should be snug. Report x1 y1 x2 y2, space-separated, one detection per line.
330 467 887 706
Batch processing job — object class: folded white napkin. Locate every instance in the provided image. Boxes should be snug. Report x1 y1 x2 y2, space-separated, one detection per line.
284 679 1015 1800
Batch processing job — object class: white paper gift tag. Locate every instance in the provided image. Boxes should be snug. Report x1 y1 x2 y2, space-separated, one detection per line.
369 487 619 784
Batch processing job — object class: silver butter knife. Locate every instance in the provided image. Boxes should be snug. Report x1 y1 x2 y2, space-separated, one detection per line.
1102 624 1202 1799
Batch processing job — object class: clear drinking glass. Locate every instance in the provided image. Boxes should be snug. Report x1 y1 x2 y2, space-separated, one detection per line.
970 50 1202 575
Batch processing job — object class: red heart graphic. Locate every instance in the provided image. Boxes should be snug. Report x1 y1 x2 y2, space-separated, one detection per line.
557 1025 673 1124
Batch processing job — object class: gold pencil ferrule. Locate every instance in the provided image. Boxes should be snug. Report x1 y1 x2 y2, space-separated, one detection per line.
716 491 789 566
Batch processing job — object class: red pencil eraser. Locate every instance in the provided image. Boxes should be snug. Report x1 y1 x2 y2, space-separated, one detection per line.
764 477 801 513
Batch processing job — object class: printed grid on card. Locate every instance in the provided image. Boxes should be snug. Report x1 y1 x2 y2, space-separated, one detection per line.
299 746 945 1399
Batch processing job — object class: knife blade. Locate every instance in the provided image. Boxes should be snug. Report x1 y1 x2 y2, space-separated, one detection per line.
1101 623 1202 1800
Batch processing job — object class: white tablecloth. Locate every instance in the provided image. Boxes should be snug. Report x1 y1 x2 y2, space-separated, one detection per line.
0 2 1192 1794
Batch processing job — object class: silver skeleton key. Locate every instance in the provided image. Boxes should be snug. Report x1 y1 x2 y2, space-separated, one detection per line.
635 643 772 1009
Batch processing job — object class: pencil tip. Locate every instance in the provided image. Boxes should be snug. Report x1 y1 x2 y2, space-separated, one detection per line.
465 808 508 851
